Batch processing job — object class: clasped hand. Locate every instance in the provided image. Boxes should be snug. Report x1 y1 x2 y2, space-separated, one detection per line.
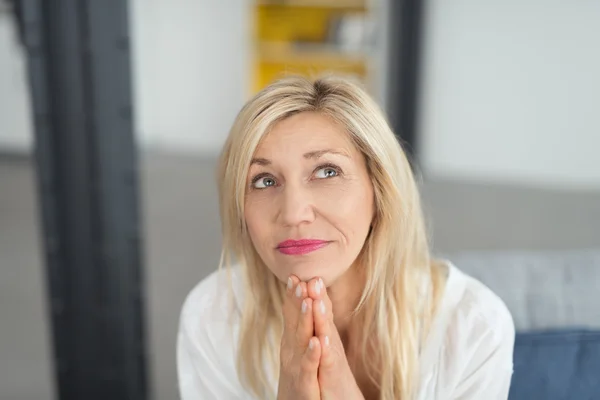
277 275 364 400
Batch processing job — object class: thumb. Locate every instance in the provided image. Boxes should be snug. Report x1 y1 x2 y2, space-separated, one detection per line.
298 336 321 386
318 334 340 370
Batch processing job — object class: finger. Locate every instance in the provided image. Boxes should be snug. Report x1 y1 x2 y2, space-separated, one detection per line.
306 276 323 300
312 280 341 369
283 275 300 322
294 281 308 304
312 278 333 338
298 336 321 388
283 279 308 344
319 336 346 372
283 275 300 329
286 275 299 294
295 297 314 352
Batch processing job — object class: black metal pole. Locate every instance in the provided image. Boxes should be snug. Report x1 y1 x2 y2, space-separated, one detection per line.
20 1 149 399
387 0 424 162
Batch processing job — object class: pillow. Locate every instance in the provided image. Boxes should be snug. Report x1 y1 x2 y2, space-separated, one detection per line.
509 329 600 400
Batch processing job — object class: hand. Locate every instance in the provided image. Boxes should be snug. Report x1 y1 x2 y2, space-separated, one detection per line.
277 275 322 400
307 278 365 400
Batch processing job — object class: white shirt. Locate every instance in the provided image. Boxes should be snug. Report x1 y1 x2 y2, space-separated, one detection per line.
177 262 515 399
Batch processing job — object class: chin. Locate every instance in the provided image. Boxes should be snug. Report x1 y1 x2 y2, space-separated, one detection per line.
284 259 341 284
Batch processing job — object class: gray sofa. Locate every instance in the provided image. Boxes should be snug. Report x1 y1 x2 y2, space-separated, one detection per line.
450 250 600 400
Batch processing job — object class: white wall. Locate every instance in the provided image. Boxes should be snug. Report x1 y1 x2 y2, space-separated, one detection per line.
131 0 251 154
419 1 600 188
0 0 250 155
0 12 33 152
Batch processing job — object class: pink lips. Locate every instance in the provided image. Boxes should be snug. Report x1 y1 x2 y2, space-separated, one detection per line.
277 239 330 255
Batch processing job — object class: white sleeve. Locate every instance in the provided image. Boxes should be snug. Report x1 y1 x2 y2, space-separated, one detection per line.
450 298 515 399
176 276 243 400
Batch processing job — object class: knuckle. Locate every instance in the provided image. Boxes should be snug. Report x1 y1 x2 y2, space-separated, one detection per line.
294 318 306 337
300 355 314 373
294 333 308 350
294 330 301 345
279 340 287 356
321 350 338 369
279 355 293 374
300 282 308 294
283 300 294 315
279 342 292 361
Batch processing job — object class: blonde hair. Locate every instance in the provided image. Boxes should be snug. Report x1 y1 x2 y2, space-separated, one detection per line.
217 76 445 399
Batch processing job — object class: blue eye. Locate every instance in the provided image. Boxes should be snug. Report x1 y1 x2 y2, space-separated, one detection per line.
252 176 276 189
314 165 339 179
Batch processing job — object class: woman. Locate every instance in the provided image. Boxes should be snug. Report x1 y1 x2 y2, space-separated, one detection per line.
177 76 514 399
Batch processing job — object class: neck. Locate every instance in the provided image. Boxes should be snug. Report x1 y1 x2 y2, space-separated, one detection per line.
326 263 365 340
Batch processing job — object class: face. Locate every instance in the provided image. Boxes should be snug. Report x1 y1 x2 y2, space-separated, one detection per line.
244 112 375 285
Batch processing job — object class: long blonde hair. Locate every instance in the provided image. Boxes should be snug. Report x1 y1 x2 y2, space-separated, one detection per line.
217 76 445 399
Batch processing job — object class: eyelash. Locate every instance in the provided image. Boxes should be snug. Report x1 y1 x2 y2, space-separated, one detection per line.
250 163 342 189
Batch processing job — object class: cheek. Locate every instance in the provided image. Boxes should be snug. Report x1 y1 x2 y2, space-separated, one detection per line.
317 181 374 236
244 202 260 243
244 196 273 246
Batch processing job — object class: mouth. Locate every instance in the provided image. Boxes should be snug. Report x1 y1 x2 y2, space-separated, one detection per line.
276 239 330 256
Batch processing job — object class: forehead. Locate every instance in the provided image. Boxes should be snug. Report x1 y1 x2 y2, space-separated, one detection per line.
255 112 356 155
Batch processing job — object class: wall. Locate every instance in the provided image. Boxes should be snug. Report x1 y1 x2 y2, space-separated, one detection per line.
133 0 387 154
0 12 33 152
131 0 251 154
419 1 600 188
6 1 598 188
1 0 390 156
0 0 251 155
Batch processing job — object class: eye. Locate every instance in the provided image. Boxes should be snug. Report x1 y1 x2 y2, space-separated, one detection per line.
314 165 340 179
252 175 277 189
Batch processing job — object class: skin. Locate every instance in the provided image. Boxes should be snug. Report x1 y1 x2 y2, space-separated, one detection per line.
244 112 376 399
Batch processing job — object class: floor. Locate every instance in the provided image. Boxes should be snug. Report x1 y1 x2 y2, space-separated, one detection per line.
1 153 599 400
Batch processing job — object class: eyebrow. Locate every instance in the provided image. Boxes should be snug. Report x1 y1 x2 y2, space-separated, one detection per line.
250 148 350 166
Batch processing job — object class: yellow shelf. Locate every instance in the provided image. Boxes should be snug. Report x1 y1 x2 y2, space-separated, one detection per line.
257 0 366 9
258 42 367 67
252 0 371 92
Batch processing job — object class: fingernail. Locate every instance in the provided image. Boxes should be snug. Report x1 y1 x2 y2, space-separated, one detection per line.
319 278 324 290
295 284 302 298
319 300 326 314
325 336 330 346
301 299 307 313
315 280 321 295
287 277 293 291
309 338 314 350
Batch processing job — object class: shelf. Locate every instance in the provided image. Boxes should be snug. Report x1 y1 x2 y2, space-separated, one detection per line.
257 0 366 9
258 42 367 67
252 0 372 92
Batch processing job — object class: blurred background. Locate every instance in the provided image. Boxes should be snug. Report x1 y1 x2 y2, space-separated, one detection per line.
1 0 599 399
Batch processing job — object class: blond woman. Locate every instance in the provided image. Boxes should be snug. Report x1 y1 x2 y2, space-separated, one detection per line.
177 76 514 400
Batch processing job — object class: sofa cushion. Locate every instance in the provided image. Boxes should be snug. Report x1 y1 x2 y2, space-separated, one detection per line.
449 250 600 330
509 329 600 400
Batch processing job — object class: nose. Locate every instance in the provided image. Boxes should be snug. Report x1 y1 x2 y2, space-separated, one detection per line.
277 182 316 227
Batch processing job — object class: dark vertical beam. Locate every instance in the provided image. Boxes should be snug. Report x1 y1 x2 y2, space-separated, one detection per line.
21 1 149 399
387 0 424 161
